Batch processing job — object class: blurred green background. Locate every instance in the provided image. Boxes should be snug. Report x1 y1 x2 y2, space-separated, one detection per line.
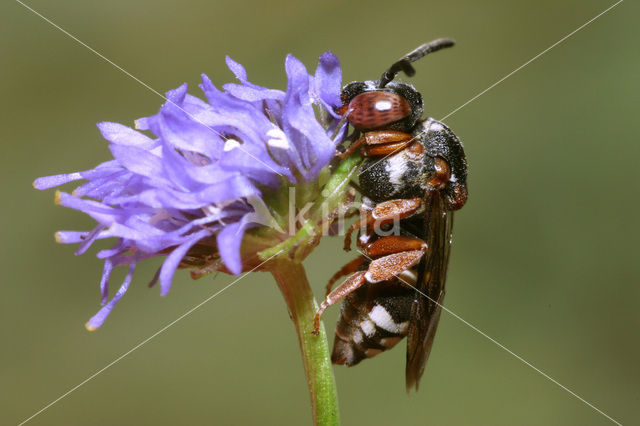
2 0 638 424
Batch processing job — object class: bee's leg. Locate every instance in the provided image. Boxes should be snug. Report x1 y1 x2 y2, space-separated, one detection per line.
370 197 422 223
428 157 467 210
359 235 427 283
429 157 451 189
344 197 423 252
325 256 368 297
338 131 413 158
363 249 425 283
189 262 222 280
343 206 360 220
345 197 423 252
313 271 367 335
362 140 414 157
361 131 413 157
362 197 422 235
343 220 361 252
342 200 373 252
362 235 426 258
430 157 467 210
313 243 425 336
336 136 366 158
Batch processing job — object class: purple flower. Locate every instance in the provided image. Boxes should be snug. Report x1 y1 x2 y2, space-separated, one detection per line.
34 52 344 330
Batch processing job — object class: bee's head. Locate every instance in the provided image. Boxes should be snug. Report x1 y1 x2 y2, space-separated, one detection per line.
337 39 455 132
338 80 423 132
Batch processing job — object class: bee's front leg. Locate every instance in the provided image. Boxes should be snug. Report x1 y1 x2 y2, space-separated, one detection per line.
337 130 413 159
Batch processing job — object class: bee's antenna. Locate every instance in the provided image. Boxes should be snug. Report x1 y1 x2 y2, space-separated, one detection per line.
378 38 455 88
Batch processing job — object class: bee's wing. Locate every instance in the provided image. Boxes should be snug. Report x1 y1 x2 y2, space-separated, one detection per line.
405 188 454 392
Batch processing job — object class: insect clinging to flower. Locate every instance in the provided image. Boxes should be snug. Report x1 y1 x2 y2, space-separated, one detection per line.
312 38 469 391
33 38 468 397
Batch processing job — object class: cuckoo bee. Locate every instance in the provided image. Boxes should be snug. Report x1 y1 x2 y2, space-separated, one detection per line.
312 39 468 391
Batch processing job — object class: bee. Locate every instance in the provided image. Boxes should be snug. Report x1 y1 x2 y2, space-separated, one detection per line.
312 39 468 391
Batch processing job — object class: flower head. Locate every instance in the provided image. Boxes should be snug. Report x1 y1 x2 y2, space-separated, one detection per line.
34 52 346 330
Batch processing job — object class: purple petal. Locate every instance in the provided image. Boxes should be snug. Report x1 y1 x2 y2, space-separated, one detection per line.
75 225 104 255
216 220 248 275
86 262 136 331
166 83 188 105
159 229 210 296
109 144 166 182
33 172 83 190
96 237 125 259
223 83 286 102
158 100 225 157
106 222 163 242
106 174 260 210
72 169 129 198
78 161 121 180
97 122 157 149
225 56 249 82
96 245 124 259
99 258 114 304
55 231 91 244
314 51 342 108
56 192 120 225
283 55 335 179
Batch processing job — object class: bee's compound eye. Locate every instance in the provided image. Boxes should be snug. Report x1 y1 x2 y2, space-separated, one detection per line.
347 91 411 130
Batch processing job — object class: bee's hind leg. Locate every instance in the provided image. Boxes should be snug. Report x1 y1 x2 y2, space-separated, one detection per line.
325 256 368 297
313 271 368 336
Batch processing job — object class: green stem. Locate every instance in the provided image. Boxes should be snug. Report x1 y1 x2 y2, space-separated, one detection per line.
270 259 340 426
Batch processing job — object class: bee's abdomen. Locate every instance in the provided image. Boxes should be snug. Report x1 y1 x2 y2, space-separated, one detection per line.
331 280 414 366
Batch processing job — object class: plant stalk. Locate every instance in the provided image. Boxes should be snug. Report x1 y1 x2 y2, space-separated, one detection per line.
270 259 339 426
